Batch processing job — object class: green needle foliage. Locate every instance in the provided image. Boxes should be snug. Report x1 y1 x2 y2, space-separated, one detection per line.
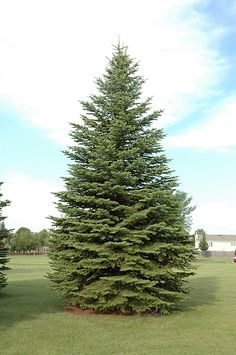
48 44 195 314
199 236 209 251
0 182 10 290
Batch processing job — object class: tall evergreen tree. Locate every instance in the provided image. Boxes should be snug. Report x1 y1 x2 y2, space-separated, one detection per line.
0 182 10 290
48 44 195 314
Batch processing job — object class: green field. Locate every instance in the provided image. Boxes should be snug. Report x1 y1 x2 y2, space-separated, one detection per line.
0 256 236 355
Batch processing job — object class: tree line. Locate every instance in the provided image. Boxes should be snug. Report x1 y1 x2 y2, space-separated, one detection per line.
0 223 50 254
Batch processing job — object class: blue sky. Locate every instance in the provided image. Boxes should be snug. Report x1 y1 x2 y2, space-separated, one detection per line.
1 0 236 233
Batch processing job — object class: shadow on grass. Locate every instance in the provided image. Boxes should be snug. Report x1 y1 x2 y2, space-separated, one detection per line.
180 275 218 312
0 275 218 328
0 278 65 330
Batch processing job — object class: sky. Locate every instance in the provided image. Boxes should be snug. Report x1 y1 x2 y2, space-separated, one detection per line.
0 0 236 234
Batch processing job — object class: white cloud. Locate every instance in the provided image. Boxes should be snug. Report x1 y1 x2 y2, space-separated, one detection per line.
192 201 236 234
0 0 227 144
2 173 60 232
165 95 236 151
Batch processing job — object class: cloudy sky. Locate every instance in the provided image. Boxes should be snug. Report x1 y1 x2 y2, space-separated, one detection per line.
1 0 236 233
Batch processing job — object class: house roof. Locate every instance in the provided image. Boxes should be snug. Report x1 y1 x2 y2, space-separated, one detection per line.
203 234 236 242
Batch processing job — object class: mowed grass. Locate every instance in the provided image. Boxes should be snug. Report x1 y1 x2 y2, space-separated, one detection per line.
1 257 236 355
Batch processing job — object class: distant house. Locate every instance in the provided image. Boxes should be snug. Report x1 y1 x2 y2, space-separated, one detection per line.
195 233 236 256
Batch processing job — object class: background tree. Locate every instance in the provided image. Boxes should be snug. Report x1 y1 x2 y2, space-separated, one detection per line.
48 44 195 314
0 222 14 250
0 222 9 241
197 229 209 251
0 182 10 290
12 227 36 253
196 228 206 237
34 229 50 252
12 227 50 254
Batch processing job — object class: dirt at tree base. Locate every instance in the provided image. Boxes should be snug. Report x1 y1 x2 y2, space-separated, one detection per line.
64 306 128 316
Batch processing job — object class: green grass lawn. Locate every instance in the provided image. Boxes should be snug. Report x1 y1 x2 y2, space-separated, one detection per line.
1 256 236 355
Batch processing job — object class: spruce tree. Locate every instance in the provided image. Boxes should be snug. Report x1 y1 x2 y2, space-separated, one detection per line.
48 44 195 314
0 182 10 290
198 233 209 252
